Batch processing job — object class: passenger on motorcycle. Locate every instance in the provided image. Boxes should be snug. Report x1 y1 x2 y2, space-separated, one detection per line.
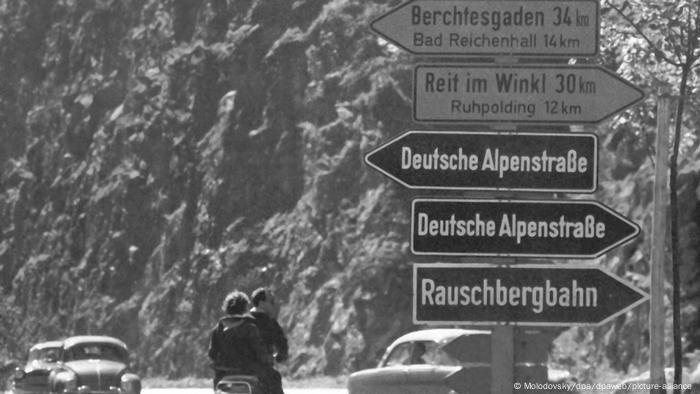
250 287 288 394
208 290 273 390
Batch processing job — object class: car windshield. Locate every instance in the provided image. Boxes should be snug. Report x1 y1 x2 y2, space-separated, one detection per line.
383 340 462 367
64 343 128 363
28 347 61 363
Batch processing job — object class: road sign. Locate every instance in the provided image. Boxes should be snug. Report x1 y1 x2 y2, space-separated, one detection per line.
445 365 547 394
413 263 649 326
371 0 599 57
365 130 598 192
445 366 491 394
413 64 644 124
411 198 639 258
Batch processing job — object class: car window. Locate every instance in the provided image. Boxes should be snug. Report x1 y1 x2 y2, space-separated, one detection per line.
383 339 465 367
407 341 464 366
431 344 462 366
384 342 412 366
28 347 61 363
65 343 128 363
407 341 430 365
407 341 460 366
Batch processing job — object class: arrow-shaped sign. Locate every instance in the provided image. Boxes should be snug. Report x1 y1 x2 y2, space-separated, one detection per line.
445 366 491 394
365 130 598 192
413 263 650 326
371 0 599 57
411 198 640 258
413 64 644 124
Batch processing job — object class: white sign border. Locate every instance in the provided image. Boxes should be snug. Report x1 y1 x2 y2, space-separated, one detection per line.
412 64 646 125
370 0 601 57
412 262 650 327
410 198 641 258
364 130 599 193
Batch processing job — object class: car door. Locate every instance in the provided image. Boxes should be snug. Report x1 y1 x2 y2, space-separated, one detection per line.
374 342 413 394
347 342 414 394
401 341 460 394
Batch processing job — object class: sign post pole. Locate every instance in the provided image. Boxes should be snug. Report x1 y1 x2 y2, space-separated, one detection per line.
492 325 515 394
489 121 517 394
650 97 670 393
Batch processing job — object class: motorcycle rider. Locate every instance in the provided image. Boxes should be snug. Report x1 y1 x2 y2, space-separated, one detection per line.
208 290 273 391
250 287 288 394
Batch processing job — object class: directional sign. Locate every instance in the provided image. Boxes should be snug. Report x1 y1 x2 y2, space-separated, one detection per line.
365 130 598 192
371 0 599 57
413 263 650 326
411 198 640 258
413 64 645 124
445 366 491 394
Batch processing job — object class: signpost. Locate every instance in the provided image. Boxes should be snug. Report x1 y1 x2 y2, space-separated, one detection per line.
365 130 598 192
411 198 640 258
370 0 599 57
413 263 650 326
413 64 644 124
366 1 647 392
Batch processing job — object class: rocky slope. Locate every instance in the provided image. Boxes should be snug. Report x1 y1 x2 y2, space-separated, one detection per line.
0 0 698 382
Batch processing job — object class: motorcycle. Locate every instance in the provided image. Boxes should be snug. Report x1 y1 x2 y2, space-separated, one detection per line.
214 367 266 394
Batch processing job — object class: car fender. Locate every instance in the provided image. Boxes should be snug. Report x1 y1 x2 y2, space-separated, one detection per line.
120 372 141 394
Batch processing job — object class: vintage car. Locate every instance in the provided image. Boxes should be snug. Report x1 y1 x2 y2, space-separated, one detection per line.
347 328 492 394
11 335 141 394
9 340 63 394
347 328 567 394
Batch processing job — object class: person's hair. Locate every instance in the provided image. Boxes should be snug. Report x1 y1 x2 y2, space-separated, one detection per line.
251 287 271 307
222 290 250 315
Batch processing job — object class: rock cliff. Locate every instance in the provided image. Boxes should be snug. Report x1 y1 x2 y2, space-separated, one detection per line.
0 0 698 381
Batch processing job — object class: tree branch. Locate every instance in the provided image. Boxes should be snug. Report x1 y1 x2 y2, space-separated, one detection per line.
680 7 694 60
690 4 700 62
696 1 700 40
606 0 683 66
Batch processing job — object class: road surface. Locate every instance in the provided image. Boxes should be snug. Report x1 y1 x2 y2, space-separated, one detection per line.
3 389 347 394
143 388 347 394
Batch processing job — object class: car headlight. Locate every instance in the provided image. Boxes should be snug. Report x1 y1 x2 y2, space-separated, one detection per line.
120 373 141 394
54 370 78 392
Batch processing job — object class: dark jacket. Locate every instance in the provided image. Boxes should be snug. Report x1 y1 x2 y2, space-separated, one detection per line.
208 314 273 372
251 311 289 362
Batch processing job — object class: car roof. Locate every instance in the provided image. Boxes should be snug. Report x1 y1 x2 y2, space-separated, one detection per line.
62 336 128 349
391 328 490 346
29 341 64 351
